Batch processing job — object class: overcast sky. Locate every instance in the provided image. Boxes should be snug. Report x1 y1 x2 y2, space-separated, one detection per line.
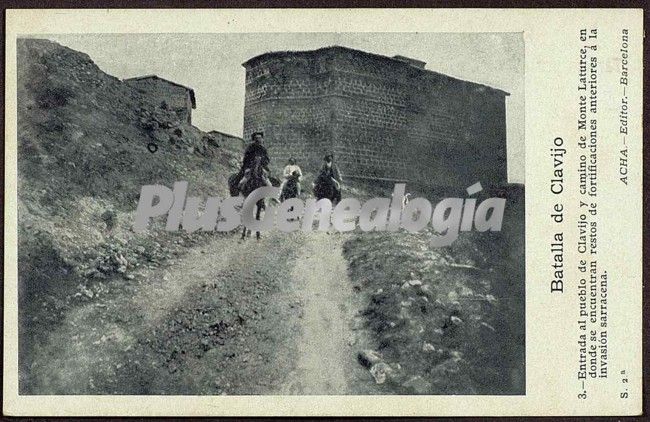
44 33 524 183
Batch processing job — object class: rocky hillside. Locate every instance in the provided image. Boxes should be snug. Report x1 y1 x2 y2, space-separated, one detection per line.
343 183 525 395
16 38 242 370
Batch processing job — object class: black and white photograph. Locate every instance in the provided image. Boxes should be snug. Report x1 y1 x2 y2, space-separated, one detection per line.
17 32 525 396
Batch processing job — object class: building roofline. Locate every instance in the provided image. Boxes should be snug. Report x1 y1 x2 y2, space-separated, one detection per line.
207 129 243 140
123 74 197 108
242 45 510 97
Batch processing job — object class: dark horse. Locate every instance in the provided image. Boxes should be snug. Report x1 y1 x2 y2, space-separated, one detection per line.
280 172 301 222
280 172 301 201
313 171 341 205
228 164 280 197
231 157 279 240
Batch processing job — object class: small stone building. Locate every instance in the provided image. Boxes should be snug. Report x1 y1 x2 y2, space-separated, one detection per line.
242 46 510 188
124 75 196 124
207 130 244 146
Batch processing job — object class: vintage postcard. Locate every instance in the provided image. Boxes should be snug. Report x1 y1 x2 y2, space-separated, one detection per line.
3 8 643 416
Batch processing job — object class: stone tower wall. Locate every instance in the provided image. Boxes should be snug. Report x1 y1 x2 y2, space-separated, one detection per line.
243 47 508 188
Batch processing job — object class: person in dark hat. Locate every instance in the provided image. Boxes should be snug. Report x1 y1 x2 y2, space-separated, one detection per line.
314 153 343 202
321 154 342 186
241 131 270 173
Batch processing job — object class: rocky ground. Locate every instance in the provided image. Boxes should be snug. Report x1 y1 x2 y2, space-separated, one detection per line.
23 230 384 395
17 38 525 396
343 191 525 395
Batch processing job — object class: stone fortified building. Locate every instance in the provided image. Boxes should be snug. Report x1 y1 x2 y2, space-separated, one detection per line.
125 75 196 124
242 46 510 188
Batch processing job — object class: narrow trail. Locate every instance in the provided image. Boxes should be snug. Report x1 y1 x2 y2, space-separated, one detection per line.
282 232 355 394
24 229 378 395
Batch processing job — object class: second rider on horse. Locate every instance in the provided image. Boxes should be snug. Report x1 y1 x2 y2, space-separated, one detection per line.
280 157 303 199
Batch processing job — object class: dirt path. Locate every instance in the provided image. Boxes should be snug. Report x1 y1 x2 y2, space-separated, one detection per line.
24 230 377 395
282 232 355 394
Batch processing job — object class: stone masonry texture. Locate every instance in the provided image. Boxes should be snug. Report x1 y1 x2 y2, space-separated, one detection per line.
242 46 509 188
125 76 195 124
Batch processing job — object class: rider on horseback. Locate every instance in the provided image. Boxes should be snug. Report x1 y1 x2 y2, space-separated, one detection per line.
314 153 343 203
239 155 272 191
280 157 303 198
230 131 271 195
242 131 270 173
